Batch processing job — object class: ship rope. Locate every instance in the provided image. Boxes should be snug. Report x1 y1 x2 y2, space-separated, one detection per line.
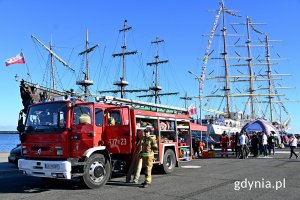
250 20 290 119
250 23 265 35
42 56 51 89
272 101 280 119
255 97 263 119
217 96 225 113
199 3 222 107
271 76 289 116
24 62 32 82
224 10 242 18
243 97 251 118
95 46 107 93
54 63 65 91
200 2 243 116
267 45 289 118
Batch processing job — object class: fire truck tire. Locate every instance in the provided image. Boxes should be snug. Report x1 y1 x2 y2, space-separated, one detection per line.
82 154 111 189
162 149 176 174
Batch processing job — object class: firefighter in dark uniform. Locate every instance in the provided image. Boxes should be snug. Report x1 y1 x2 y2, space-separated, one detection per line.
140 127 158 188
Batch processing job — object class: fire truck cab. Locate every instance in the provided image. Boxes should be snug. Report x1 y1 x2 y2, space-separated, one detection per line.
18 96 192 189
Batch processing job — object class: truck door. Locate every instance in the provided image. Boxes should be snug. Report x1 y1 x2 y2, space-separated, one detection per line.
70 103 94 157
104 107 132 154
94 107 104 147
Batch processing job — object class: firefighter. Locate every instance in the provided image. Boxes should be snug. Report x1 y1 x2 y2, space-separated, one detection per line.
220 131 229 157
140 127 158 188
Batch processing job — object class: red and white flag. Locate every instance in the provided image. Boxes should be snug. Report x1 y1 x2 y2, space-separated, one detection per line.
5 52 26 66
188 103 197 116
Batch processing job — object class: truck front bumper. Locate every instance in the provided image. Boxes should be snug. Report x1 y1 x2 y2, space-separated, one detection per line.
18 159 72 179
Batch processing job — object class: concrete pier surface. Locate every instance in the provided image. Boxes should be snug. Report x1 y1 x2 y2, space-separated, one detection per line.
0 149 299 200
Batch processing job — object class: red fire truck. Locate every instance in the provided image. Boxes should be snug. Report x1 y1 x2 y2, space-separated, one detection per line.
18 96 192 188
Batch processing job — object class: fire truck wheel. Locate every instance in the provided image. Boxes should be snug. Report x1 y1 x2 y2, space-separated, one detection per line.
82 154 111 189
162 149 176 174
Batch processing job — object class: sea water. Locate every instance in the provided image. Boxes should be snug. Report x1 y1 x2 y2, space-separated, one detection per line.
0 134 20 152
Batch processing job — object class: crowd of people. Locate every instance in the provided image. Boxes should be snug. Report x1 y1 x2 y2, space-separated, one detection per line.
222 130 298 159
192 130 299 159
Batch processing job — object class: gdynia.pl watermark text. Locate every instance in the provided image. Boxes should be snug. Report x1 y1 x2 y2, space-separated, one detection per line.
234 178 286 191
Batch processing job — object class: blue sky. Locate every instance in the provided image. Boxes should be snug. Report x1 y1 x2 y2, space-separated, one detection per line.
0 0 299 133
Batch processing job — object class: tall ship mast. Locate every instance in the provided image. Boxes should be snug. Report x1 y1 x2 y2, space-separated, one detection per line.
197 0 294 134
138 37 178 104
19 35 75 114
31 35 75 91
98 20 148 98
76 29 98 100
180 92 193 109
259 35 294 130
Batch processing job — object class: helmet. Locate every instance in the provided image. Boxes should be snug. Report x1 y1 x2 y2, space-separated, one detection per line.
144 127 151 133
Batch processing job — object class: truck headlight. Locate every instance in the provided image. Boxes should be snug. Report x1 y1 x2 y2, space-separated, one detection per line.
57 149 63 156
22 149 28 155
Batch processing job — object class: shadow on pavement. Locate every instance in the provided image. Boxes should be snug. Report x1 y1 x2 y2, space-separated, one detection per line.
0 175 88 193
106 180 143 188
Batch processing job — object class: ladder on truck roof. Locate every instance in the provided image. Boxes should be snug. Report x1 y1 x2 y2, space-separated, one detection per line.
96 96 188 115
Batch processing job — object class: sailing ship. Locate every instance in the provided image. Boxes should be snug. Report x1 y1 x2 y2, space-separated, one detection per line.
19 35 74 115
196 0 293 135
19 20 178 115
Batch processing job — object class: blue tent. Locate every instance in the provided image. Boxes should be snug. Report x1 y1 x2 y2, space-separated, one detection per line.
241 119 281 142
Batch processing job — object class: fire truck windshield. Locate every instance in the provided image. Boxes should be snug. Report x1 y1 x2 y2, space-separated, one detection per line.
24 102 68 134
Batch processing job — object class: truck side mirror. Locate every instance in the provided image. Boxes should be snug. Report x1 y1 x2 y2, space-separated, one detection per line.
58 111 66 127
17 123 25 133
17 110 25 142
17 111 25 133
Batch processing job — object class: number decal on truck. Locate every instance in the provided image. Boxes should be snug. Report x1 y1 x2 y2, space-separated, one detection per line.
108 138 127 146
120 138 126 145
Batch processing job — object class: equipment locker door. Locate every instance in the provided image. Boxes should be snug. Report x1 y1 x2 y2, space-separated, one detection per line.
104 106 132 154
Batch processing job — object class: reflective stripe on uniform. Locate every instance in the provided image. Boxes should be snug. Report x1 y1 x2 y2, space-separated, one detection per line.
140 152 154 157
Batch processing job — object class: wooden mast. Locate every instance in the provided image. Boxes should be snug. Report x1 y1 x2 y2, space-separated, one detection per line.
112 20 138 98
31 35 74 72
50 39 55 90
200 0 294 130
98 20 148 98
245 16 255 119
180 91 193 109
85 29 89 96
265 35 274 122
138 36 178 104
31 35 75 91
77 29 98 99
220 0 231 118
149 36 167 104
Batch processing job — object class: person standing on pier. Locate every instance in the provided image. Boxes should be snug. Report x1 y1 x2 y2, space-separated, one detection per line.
230 133 236 156
220 131 229 158
262 132 268 157
251 133 259 157
140 128 158 188
289 135 298 159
